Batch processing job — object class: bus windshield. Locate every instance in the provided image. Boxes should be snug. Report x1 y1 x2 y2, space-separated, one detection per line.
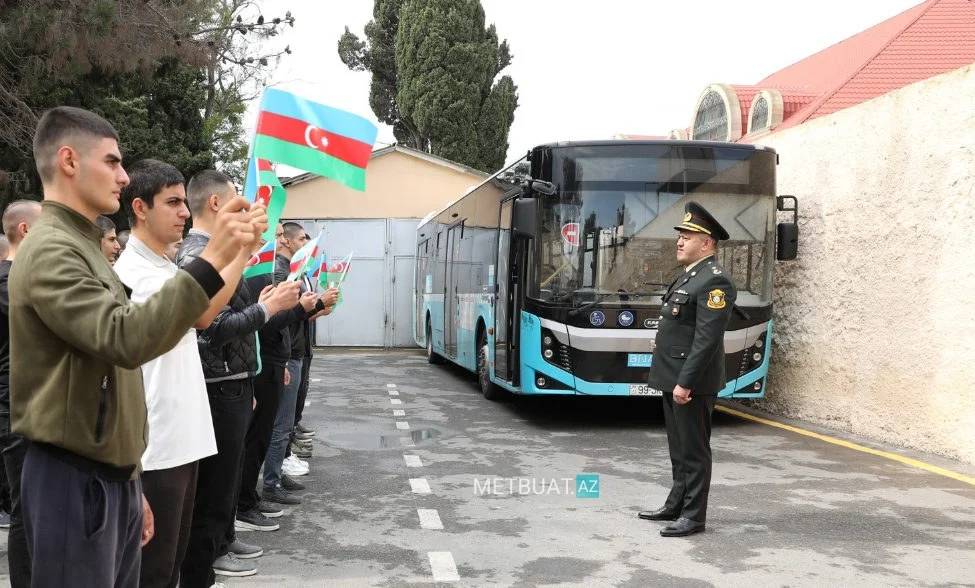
529 144 777 307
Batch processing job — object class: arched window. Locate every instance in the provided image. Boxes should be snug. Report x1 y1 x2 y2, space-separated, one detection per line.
750 96 769 132
693 90 728 141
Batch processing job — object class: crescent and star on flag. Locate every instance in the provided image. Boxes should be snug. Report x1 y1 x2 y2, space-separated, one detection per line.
304 125 329 152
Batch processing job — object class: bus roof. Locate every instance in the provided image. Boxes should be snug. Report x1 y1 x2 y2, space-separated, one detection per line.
416 139 777 231
531 139 776 154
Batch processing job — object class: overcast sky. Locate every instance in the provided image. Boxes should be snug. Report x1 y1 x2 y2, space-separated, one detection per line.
248 0 923 172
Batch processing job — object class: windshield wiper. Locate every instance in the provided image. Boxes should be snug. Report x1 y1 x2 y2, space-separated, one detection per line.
567 290 655 317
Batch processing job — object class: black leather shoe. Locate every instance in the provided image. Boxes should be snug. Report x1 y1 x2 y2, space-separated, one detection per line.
637 507 679 521
660 517 705 537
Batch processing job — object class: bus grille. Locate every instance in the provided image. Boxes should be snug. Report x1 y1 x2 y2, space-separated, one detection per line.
557 342 573 372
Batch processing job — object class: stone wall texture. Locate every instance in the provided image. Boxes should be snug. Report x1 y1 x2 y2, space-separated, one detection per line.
748 63 975 464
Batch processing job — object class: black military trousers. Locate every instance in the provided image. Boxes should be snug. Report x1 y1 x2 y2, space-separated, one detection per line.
661 392 716 522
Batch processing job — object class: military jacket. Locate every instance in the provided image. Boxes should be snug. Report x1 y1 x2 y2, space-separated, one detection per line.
648 256 736 396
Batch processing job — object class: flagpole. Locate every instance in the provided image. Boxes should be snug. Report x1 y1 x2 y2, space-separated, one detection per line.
272 236 278 286
339 251 353 283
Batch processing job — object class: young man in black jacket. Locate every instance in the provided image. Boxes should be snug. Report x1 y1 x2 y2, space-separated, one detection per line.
177 172 300 586
235 223 327 528
0 199 40 588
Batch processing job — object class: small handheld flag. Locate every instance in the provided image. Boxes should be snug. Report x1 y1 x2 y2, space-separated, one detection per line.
243 240 276 278
243 158 286 241
287 229 327 282
322 251 353 288
252 88 378 192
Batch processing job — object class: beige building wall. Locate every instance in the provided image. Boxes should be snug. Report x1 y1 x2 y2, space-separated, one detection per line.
281 149 487 219
750 63 975 464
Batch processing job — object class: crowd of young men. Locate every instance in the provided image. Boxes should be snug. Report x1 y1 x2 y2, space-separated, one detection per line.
0 106 338 587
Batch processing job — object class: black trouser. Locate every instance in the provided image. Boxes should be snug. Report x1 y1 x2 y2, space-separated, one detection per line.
180 379 253 588
139 461 198 588
0 414 10 514
22 444 143 587
1 422 30 588
661 392 716 523
238 361 285 513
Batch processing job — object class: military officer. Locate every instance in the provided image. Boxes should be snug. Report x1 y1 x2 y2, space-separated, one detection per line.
638 201 736 537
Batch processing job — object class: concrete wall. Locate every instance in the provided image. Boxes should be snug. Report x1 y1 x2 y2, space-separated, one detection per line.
750 63 975 464
281 150 487 219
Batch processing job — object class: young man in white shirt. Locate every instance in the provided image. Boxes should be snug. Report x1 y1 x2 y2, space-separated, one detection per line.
115 159 250 587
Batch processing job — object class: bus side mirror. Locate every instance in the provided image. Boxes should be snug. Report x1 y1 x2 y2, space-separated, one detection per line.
512 197 537 239
776 195 799 261
530 180 556 196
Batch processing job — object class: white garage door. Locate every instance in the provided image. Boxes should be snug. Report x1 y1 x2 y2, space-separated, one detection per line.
285 218 418 347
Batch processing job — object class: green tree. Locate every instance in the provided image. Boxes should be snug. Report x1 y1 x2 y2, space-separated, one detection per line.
0 0 294 207
339 0 517 171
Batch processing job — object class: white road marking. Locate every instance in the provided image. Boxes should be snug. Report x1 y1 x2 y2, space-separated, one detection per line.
417 509 443 530
396 421 410 430
388 390 400 396
304 401 311 407
386 383 397 388
311 378 321 383
390 398 402 405
399 437 414 447
428 552 460 582
409 478 431 494
404 454 422 467
393 409 405 416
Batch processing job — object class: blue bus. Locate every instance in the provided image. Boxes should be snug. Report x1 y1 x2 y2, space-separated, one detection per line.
414 140 798 400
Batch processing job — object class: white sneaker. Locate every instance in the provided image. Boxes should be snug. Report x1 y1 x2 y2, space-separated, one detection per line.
282 455 309 476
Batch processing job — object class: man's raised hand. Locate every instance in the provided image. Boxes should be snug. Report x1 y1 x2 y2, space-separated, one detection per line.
264 280 301 315
199 196 258 271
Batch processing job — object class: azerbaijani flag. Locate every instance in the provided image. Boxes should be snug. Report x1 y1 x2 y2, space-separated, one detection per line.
321 252 353 288
310 249 328 283
287 229 327 282
243 240 276 278
252 88 378 191
243 158 286 241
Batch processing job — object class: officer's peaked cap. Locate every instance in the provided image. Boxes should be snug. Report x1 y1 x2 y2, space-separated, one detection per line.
674 201 730 241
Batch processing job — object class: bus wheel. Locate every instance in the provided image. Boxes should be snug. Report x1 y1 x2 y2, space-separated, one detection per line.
478 333 503 401
426 321 443 365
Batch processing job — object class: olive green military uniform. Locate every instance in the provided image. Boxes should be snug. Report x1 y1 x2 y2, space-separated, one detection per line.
649 255 735 523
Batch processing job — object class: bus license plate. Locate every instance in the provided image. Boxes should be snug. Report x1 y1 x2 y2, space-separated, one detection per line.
629 385 662 397
627 353 653 367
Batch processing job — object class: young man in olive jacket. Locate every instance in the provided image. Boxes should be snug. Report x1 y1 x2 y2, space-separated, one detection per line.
638 201 737 537
8 106 266 587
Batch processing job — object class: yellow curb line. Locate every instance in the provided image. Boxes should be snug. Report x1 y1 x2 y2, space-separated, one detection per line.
716 405 975 487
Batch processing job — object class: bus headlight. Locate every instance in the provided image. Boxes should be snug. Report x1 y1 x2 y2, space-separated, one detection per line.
537 377 547 387
543 335 553 346
754 338 764 349
753 381 762 391
752 352 762 362
543 349 554 359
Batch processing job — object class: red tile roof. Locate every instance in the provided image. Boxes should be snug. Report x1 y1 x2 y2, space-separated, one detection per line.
767 0 975 132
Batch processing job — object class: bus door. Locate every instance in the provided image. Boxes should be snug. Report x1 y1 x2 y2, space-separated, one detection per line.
494 199 524 386
443 222 462 359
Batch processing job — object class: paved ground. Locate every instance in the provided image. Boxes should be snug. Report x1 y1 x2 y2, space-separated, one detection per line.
2 349 974 587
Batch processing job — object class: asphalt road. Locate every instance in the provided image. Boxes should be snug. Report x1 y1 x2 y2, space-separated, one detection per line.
3 348 974 587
